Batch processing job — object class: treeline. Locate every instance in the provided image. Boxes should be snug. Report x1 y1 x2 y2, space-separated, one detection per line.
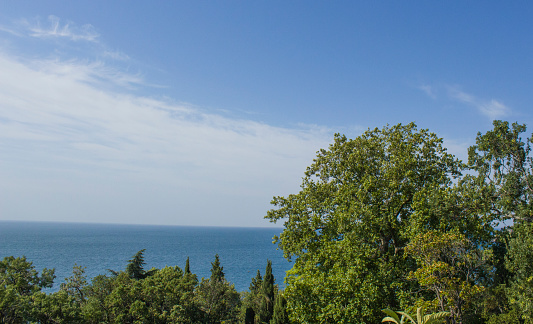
0 251 288 323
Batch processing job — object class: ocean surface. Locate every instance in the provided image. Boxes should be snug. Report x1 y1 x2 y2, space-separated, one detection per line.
0 221 292 293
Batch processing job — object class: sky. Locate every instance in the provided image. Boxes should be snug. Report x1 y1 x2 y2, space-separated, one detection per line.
1 1 532 227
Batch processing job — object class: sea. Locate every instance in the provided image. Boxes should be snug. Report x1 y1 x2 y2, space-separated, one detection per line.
0 221 292 293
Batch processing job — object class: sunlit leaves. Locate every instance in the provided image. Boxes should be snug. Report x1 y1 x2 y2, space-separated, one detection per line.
266 123 464 323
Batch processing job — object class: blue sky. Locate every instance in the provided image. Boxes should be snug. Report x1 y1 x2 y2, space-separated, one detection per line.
1 2 532 227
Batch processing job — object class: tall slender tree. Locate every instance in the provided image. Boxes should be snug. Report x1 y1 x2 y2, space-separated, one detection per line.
272 291 290 324
210 254 224 282
185 256 191 274
250 270 262 293
259 260 275 323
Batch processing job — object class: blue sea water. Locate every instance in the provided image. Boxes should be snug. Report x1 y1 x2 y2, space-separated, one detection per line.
0 221 292 293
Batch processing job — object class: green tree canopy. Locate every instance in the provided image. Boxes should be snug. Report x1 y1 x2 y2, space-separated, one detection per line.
266 123 464 323
0 256 55 323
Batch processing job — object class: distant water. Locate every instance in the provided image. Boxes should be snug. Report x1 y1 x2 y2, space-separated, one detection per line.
0 221 292 292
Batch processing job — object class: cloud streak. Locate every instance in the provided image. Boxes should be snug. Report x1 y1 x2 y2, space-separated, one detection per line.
448 86 510 119
26 15 99 42
417 84 436 99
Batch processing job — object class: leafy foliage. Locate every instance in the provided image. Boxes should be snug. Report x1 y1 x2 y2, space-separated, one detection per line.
0 256 55 323
266 123 463 323
405 231 485 322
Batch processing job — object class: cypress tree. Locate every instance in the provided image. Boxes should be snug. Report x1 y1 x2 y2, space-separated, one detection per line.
259 260 275 323
272 292 289 324
244 307 255 324
185 256 191 274
250 269 262 293
210 254 224 282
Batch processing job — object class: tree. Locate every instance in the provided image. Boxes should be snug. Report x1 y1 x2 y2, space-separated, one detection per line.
468 120 532 224
506 221 533 322
196 254 240 323
81 265 202 323
210 254 224 282
185 256 191 274
266 123 463 323
81 274 114 323
405 231 485 323
468 120 533 322
30 290 82 323
107 249 154 280
126 249 152 280
0 256 55 323
258 260 274 323
241 269 264 323
271 291 290 324
141 266 201 323
244 307 255 324
60 264 88 303
250 270 262 293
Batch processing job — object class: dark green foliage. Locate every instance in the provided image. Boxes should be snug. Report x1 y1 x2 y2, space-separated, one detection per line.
185 256 191 274
196 255 240 323
258 260 275 323
261 260 274 303
210 253 225 282
250 269 262 293
241 261 277 323
244 306 255 324
126 249 155 280
241 270 263 323
506 221 533 322
272 291 290 324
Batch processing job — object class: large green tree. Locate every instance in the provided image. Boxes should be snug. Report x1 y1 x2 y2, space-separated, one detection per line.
266 123 464 323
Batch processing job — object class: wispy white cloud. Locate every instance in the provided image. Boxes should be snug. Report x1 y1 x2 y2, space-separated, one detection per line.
26 15 99 42
448 86 510 119
417 84 436 99
479 100 509 119
0 25 24 37
103 50 130 61
42 58 143 88
0 52 331 226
